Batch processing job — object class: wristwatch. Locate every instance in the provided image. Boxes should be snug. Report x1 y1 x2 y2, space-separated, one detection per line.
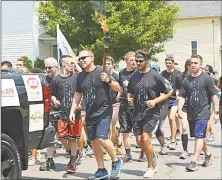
214 111 219 115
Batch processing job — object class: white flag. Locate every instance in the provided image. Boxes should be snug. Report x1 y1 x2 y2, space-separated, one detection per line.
57 25 75 57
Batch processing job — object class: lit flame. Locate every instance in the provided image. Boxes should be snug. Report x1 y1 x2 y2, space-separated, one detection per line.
95 10 109 33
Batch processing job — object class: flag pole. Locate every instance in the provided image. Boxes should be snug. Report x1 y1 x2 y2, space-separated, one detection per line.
57 24 61 72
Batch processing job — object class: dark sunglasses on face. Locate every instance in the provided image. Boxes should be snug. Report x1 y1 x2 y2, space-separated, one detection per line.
135 59 145 64
79 56 91 61
45 66 53 70
16 64 23 66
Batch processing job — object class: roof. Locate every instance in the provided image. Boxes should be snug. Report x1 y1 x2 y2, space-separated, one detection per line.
175 1 222 19
39 33 55 40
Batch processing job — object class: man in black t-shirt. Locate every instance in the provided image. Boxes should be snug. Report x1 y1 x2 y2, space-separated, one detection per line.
69 50 123 179
161 57 181 150
178 55 219 172
118 51 136 162
128 50 171 178
219 76 222 128
50 55 82 173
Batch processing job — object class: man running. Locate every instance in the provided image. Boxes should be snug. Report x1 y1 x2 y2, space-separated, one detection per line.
118 51 137 162
175 59 191 159
50 55 82 173
69 50 123 179
128 50 171 178
161 57 181 150
178 55 219 171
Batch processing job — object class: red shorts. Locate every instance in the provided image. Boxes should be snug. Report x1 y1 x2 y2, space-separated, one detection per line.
57 119 82 139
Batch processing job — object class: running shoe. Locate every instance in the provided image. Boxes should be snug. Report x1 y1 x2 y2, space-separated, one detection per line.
179 151 188 159
159 144 167 155
122 154 132 163
39 158 56 171
186 161 199 171
168 141 177 150
66 163 77 173
88 169 109 180
110 157 123 178
143 168 155 178
202 154 213 167
103 153 111 161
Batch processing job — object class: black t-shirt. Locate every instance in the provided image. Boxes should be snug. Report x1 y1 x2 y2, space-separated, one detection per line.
179 73 218 121
50 74 81 119
161 69 181 97
119 68 136 107
75 66 115 125
45 75 54 85
111 71 119 104
128 69 170 122
175 72 189 109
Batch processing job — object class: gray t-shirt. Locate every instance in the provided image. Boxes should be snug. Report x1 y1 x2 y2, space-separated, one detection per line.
179 73 218 120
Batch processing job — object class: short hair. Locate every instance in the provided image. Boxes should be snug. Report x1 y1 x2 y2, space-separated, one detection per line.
1 61 12 68
165 56 174 63
206 65 213 74
106 56 114 64
17 57 26 63
60 55 72 66
30 68 43 73
124 51 135 60
44 57 58 66
191 55 203 63
135 49 150 61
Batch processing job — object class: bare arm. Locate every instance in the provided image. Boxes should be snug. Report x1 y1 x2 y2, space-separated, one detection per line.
158 90 173 103
70 92 83 113
178 97 185 112
127 93 134 108
109 81 121 92
212 95 219 112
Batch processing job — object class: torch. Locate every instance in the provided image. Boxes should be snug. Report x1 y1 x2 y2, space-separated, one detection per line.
95 10 111 72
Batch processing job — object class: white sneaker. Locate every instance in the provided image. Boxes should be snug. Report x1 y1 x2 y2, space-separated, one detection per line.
143 168 155 178
28 159 40 166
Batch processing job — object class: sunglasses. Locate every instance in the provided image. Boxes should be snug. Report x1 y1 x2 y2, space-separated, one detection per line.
16 64 23 66
135 59 145 64
79 56 91 61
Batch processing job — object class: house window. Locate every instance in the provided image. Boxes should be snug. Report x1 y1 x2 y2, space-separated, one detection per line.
191 41 197 56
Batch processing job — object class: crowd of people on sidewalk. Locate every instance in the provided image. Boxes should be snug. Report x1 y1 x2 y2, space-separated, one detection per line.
1 50 221 179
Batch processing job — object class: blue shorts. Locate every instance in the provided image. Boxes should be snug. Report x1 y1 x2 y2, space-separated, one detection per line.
86 119 112 141
189 119 208 139
167 97 178 109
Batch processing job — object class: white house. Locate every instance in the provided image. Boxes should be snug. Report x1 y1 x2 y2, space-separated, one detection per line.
155 1 222 75
2 1 57 67
2 1 222 76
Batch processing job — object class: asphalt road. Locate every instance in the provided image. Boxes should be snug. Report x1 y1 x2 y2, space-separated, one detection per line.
22 119 222 179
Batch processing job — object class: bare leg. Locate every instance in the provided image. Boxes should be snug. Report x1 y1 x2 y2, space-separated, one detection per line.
142 132 153 168
91 139 105 169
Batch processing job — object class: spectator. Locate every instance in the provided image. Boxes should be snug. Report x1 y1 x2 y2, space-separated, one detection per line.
16 57 26 70
1 61 12 69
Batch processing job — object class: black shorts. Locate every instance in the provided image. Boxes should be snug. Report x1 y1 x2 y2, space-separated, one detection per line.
118 106 133 133
86 118 111 141
133 114 159 136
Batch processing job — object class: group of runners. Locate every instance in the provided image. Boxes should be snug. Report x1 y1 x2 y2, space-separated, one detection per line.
1 50 221 179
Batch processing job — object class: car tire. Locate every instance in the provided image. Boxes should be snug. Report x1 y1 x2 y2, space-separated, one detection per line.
1 133 22 179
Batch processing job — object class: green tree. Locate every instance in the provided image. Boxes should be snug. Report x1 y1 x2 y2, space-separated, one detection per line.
34 58 45 70
38 1 179 64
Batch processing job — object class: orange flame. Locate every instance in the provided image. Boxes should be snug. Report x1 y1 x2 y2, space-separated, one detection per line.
95 10 109 33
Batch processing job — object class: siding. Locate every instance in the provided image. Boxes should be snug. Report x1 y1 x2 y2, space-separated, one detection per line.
155 17 221 74
2 1 36 67
39 40 57 60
